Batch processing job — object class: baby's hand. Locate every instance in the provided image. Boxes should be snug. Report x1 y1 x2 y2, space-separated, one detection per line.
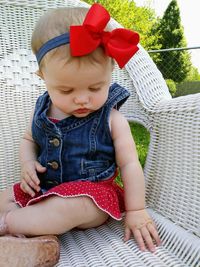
20 160 46 197
124 209 161 252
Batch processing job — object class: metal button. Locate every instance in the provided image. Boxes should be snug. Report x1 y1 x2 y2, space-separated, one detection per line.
48 161 59 170
49 138 60 147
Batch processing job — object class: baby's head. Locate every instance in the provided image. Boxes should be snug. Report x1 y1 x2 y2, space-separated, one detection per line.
32 7 114 72
31 4 139 118
32 3 139 74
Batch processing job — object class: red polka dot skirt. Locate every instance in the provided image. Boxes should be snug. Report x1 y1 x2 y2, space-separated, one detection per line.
13 173 125 220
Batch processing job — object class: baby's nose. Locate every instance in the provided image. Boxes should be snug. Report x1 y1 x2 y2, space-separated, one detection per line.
74 95 89 105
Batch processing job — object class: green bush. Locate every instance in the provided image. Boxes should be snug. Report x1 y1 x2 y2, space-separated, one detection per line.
165 79 177 97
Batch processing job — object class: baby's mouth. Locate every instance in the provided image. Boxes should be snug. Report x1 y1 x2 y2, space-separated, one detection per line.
74 108 91 114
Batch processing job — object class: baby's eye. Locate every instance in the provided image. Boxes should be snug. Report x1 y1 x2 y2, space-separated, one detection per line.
60 89 73 94
89 87 101 92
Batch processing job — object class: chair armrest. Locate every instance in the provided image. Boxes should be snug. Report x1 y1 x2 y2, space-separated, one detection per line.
151 92 200 113
144 93 200 238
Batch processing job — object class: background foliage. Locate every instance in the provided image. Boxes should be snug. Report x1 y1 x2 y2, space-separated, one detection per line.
153 0 191 83
165 79 177 97
175 81 200 97
84 0 161 50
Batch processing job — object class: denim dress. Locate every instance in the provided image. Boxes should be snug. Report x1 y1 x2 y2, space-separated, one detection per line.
13 83 130 220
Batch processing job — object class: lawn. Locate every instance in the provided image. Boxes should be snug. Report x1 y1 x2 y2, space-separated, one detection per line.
129 122 150 168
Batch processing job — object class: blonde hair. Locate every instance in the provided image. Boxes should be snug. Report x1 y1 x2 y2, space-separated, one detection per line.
31 7 113 68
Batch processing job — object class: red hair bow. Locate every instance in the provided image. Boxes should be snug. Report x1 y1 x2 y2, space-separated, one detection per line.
70 3 139 68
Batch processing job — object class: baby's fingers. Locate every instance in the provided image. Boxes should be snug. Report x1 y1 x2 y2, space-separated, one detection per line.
133 229 147 252
140 227 156 252
20 179 36 197
25 171 41 192
35 161 46 174
124 227 131 242
21 169 40 194
124 227 147 252
147 222 162 247
29 169 41 187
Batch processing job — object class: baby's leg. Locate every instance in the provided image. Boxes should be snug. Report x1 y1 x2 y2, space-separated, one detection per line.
6 196 109 236
0 188 60 266
0 187 20 213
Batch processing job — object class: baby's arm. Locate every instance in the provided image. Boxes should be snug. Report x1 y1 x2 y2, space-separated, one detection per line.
19 110 46 196
110 109 161 252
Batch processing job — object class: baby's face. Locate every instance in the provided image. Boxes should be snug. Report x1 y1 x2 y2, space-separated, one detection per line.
40 55 113 118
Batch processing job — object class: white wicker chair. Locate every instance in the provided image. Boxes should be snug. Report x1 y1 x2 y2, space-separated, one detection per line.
0 1 200 266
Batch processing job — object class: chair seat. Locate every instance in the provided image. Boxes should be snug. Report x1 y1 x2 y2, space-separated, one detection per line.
57 209 200 267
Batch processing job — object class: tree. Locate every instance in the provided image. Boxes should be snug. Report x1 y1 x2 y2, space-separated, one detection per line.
187 66 200 81
155 0 191 82
84 0 161 50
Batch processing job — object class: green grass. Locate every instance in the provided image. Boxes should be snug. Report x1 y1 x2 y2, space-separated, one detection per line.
115 122 150 186
129 122 150 167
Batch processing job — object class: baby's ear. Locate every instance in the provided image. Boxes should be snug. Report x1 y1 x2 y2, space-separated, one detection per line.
35 69 44 79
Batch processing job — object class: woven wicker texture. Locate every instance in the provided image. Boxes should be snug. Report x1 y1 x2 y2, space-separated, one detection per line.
0 1 199 266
